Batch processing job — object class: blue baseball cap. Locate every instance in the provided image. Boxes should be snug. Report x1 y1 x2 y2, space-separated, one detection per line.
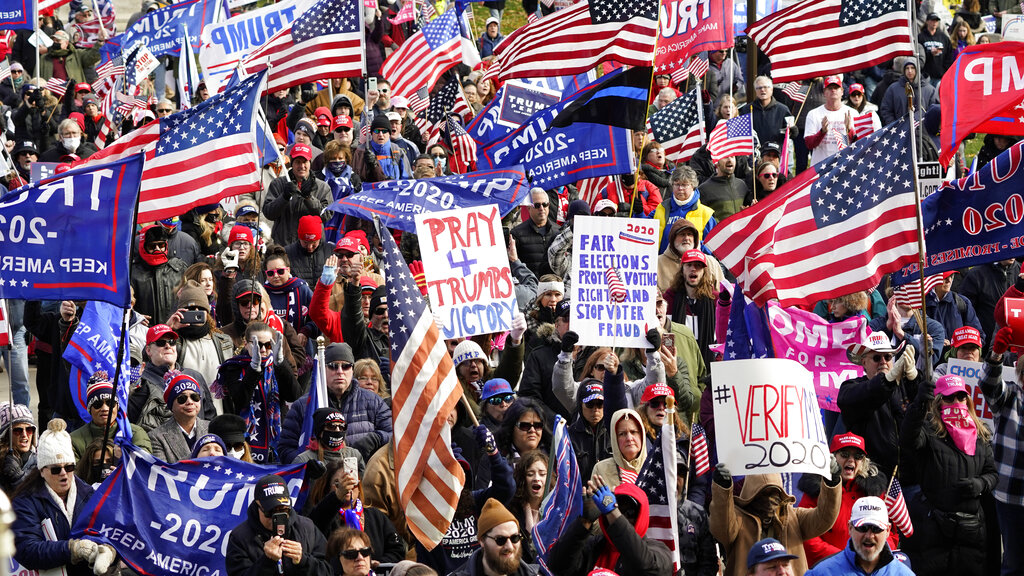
480 378 513 401
747 538 797 569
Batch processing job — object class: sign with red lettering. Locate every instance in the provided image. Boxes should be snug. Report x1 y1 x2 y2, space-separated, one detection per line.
415 205 517 339
654 0 733 78
946 359 999 429
710 358 830 475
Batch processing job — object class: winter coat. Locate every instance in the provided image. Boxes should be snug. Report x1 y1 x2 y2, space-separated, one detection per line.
0 450 35 493
285 239 335 288
697 173 750 222
478 32 504 58
130 256 187 327
653 192 717 254
69 420 152 460
149 418 210 463
805 544 916 576
278 384 392 464
128 363 217 432
677 499 718 576
520 324 570 417
797 472 898 567
961 260 1021 346
352 144 411 183
739 97 792 148
511 220 560 278
225 503 331 576
663 290 718 369
39 140 98 162
264 175 331 247
307 492 405 563
880 77 939 125
12 477 95 576
13 102 58 152
918 28 955 80
449 547 540 576
590 408 648 488
309 280 343 343
341 281 388 371
709 474 841 576
39 45 86 83
362 443 411 545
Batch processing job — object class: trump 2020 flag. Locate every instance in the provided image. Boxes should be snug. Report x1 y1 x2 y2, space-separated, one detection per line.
297 358 327 451
532 415 583 576
0 154 143 307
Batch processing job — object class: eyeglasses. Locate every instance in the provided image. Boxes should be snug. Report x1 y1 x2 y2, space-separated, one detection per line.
257 340 274 350
327 361 354 372
371 129 389 135
176 393 201 405
759 172 779 179
265 267 288 277
12 426 34 436
584 400 604 409
373 306 387 316
47 464 75 475
942 391 969 403
156 108 173 113
532 202 548 209
340 547 372 560
486 534 521 546
152 338 177 348
836 450 865 460
487 394 515 406
516 421 543 432
870 353 893 363
90 398 116 410
853 525 886 534
230 241 251 250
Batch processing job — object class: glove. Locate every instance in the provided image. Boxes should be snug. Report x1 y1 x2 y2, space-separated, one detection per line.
510 312 527 343
378 355 390 377
221 249 239 270
825 454 842 487
713 462 732 488
320 263 337 286
286 181 299 199
298 177 314 198
272 332 284 366
306 459 327 480
993 326 1014 355
903 346 919 381
69 539 98 564
301 87 317 103
592 484 617 515
474 425 498 456
885 345 914 382
646 328 662 350
92 544 116 576
582 493 601 522
718 289 731 306
248 339 262 371
954 477 984 498
560 330 579 353
351 432 384 460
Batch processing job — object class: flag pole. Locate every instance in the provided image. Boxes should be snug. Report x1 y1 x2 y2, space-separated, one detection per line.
905 84 931 383
44 85 67 124
5 57 13 93
629 0 665 219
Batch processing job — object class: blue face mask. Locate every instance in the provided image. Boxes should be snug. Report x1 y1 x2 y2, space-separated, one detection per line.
328 161 347 176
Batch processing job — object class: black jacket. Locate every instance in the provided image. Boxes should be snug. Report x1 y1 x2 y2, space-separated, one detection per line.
130 256 188 327
519 331 567 418
740 97 792 148
284 239 334 288
226 504 331 576
959 260 1021 345
39 140 98 162
341 281 388 382
511 220 560 279
547 514 674 576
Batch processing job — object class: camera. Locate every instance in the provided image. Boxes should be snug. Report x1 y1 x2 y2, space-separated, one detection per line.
181 310 207 325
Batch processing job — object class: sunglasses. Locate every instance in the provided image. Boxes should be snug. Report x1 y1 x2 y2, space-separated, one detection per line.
48 464 76 475
176 393 201 405
373 306 387 316
760 173 778 179
12 426 34 435
90 398 116 410
335 128 352 133
584 400 604 409
532 202 549 208
323 422 347 432
648 398 668 409
340 547 372 560
156 108 173 113
431 154 447 159
486 534 521 546
257 340 274 350
516 421 543 432
870 353 893 362
265 267 288 277
371 129 390 135
942 391 969 403
487 394 515 406
147 241 168 250
378 88 389 93
853 525 886 534
328 361 354 372
594 365 609 372
836 450 865 460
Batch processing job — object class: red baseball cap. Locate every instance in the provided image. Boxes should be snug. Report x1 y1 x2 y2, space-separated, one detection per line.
146 324 179 346
824 75 843 88
332 115 353 130
681 249 706 265
75 82 92 93
641 383 674 403
951 326 983 349
314 106 332 126
849 83 865 95
829 432 866 453
291 143 312 161
335 231 367 255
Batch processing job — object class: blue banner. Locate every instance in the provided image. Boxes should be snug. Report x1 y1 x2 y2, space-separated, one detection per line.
325 166 532 233
101 0 226 60
73 445 310 576
0 154 143 307
891 142 1024 284
0 0 32 30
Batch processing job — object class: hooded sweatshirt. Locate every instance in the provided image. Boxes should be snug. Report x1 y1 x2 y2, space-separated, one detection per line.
590 409 648 488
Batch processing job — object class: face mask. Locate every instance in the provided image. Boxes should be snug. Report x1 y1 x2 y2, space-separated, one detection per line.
227 448 244 459
328 161 347 176
434 157 447 170
320 430 346 451
63 137 80 151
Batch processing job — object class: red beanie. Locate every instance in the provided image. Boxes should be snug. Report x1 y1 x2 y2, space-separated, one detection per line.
297 215 322 242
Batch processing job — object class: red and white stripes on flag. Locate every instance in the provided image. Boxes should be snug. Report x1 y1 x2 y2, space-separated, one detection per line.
690 423 710 477
527 12 539 24
38 0 74 14
746 0 913 83
782 82 808 103
95 60 126 83
707 113 754 163
853 112 875 139
0 60 9 83
636 410 679 570
446 117 476 173
381 10 464 97
885 478 914 537
576 175 621 207
45 78 68 98
407 90 429 113
605 267 626 302
892 274 943 310
669 56 708 85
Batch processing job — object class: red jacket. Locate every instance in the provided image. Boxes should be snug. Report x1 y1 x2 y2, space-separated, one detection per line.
309 280 344 343
798 479 900 567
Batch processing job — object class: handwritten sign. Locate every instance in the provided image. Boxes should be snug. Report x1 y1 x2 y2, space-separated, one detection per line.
415 204 517 339
570 216 659 349
946 359 998 428
766 302 868 411
710 358 830 475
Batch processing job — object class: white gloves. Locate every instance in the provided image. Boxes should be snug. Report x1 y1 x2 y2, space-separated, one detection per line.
509 312 527 343
93 544 117 575
221 249 239 270
885 344 916 382
69 538 98 564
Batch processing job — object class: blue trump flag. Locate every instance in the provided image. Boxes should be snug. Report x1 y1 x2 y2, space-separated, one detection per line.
297 358 325 452
531 416 583 576
891 140 1024 284
63 301 133 441
0 154 143 307
324 165 532 237
101 0 226 61
73 444 309 576
723 282 774 360
0 0 32 30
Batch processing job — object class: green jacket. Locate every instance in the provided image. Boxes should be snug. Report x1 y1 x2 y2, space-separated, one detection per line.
70 420 152 464
39 46 87 85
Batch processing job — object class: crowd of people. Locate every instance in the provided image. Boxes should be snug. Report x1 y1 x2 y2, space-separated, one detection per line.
0 0 1022 575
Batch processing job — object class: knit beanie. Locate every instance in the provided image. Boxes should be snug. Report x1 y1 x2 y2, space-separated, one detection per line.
452 340 485 367
0 403 34 436
37 419 75 469
177 281 211 312
477 498 519 538
297 215 322 242
163 370 202 405
86 372 114 406
190 434 227 459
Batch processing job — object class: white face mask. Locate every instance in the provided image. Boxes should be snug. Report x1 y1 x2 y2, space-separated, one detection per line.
227 448 244 459
63 137 80 151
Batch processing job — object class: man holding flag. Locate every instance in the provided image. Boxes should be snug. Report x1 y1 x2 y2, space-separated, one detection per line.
69 373 151 461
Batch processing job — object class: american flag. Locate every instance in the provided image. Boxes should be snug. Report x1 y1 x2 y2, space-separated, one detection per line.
239 0 364 94
605 267 626 302
493 0 658 81
746 0 913 83
95 58 126 83
45 78 68 98
527 12 539 24
0 60 9 83
421 1 436 20
177 28 201 110
649 88 705 163
707 113 754 163
407 88 430 113
636 423 680 570
38 0 74 14
703 118 919 308
382 10 463 97
446 116 476 173
75 0 117 44
576 175 622 207
893 274 943 310
782 82 808 103
77 72 267 223
481 59 501 85
425 79 464 144
690 423 710 476
377 219 465 549
853 112 875 139
671 56 708 84
885 477 914 537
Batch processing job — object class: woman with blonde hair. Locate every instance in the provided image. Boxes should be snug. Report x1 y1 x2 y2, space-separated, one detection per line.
949 17 976 59
354 359 388 398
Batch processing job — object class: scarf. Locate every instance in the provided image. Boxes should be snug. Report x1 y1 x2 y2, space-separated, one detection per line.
370 140 399 180
323 166 356 200
672 189 701 212
263 277 307 333
341 499 365 531
216 355 281 463
941 404 978 455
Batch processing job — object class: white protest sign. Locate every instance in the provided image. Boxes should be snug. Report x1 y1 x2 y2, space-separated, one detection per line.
130 42 160 80
946 359 1001 429
710 358 830 475
28 30 53 48
416 204 517 339
1002 15 1024 41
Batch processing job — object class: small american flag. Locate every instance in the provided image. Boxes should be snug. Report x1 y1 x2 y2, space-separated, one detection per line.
707 113 754 163
75 0 116 45
382 10 463 96
853 112 875 139
421 1 436 20
527 12 539 23
425 79 463 144
893 274 943 310
95 59 126 83
636 425 680 571
446 116 476 173
45 78 68 98
782 82 808 104
0 60 9 83
576 175 621 207
885 477 914 537
407 88 430 113
649 88 705 163
690 422 710 476
605 267 626 302
359 123 370 144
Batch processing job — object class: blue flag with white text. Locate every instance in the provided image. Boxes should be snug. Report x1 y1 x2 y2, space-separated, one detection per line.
0 0 32 30
101 0 226 61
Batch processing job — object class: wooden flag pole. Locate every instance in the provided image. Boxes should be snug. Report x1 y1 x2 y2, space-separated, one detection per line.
905 82 932 383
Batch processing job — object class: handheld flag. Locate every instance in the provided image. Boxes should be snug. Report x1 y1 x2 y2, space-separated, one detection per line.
648 88 705 164
885 477 914 537
707 113 754 163
636 418 679 570
531 416 583 575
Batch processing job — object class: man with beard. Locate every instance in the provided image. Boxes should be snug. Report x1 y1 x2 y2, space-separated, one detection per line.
665 250 719 368
450 498 539 576
805 497 913 576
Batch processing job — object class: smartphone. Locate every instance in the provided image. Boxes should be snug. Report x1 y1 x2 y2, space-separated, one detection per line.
272 512 288 536
368 77 378 94
502 226 511 247
344 457 358 478
181 310 207 325
663 333 675 351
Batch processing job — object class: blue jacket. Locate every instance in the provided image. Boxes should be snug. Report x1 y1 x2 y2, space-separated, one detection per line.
925 289 985 345
278 384 393 464
805 544 915 576
12 477 96 576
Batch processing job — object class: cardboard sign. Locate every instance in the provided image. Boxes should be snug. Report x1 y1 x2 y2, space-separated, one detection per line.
415 204 517 339
570 216 659 348
946 359 999 428
710 358 830 475
1002 15 1024 41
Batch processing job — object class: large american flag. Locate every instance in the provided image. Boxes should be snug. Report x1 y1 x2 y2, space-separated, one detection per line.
76 72 267 222
239 0 364 94
381 10 463 97
885 477 914 537
493 0 658 81
746 0 913 83
378 220 465 549
704 118 919 308
636 422 679 570
648 88 705 163
707 113 754 163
